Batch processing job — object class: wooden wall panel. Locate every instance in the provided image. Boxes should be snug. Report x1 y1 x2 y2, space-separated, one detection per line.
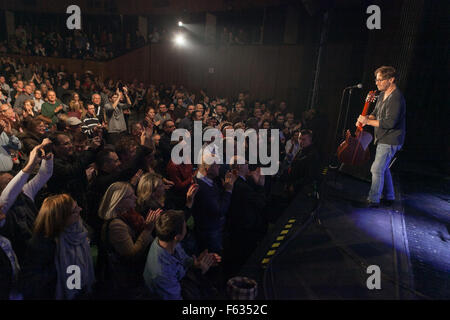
6 43 309 110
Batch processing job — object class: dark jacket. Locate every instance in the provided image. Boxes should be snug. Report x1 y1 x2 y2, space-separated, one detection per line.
0 193 38 264
289 144 321 193
19 235 57 300
0 240 13 300
191 178 232 233
227 177 267 239
47 150 96 220
370 88 406 146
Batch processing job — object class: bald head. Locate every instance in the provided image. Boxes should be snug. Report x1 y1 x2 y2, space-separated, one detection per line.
92 94 101 105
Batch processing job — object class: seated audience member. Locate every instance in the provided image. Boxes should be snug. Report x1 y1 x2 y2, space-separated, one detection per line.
143 210 221 300
98 182 161 299
20 194 94 300
0 116 22 172
0 142 53 264
41 90 65 125
191 154 236 254
225 158 267 276
287 129 321 195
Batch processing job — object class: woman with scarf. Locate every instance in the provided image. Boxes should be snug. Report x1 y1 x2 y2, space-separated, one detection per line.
136 173 199 255
97 182 161 299
19 194 95 300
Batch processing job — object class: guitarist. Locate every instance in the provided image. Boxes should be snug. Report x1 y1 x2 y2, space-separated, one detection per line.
356 66 406 208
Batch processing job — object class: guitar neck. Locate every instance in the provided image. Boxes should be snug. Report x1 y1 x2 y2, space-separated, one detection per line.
356 90 376 133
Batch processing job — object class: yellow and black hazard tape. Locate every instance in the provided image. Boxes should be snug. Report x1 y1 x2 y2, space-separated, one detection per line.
261 218 296 268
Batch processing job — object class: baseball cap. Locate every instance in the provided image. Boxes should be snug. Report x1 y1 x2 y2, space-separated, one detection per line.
66 117 82 126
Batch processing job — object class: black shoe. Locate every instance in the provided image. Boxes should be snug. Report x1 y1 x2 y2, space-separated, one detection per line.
381 199 395 206
354 200 380 208
366 201 380 208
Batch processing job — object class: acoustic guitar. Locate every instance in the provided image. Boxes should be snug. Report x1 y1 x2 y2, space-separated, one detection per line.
337 90 377 166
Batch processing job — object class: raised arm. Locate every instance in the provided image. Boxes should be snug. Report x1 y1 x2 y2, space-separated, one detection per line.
23 154 53 201
0 143 44 214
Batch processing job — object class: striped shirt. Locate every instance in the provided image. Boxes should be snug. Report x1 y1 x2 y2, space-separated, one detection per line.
82 114 100 137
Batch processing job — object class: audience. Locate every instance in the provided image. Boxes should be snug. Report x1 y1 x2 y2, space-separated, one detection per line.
0 55 323 300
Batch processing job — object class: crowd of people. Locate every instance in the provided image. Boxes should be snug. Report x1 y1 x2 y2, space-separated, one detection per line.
0 55 325 300
0 25 149 61
0 21 266 62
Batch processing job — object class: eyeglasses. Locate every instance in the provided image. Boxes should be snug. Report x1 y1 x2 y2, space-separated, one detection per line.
375 78 387 83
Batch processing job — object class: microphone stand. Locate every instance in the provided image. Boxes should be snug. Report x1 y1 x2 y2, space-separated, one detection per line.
342 87 355 139
333 88 348 153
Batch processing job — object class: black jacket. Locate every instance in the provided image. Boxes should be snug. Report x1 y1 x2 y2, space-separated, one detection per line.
227 176 267 238
19 235 57 300
0 193 38 265
289 144 321 193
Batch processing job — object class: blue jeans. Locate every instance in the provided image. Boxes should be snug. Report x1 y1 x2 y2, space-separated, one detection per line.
368 143 402 203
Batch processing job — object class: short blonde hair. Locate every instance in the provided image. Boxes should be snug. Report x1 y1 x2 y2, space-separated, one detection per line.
34 194 75 239
137 172 165 208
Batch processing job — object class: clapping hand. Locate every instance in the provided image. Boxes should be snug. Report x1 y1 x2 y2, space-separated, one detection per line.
249 167 265 186
162 178 175 190
145 208 163 231
186 183 199 208
193 250 222 274
54 104 63 113
130 169 144 186
223 170 237 191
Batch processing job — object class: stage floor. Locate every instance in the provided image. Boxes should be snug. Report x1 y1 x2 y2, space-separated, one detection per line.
239 163 450 299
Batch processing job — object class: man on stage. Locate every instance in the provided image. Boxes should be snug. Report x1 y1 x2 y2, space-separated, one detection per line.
356 66 406 207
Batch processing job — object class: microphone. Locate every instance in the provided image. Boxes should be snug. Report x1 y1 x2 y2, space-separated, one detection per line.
345 83 363 90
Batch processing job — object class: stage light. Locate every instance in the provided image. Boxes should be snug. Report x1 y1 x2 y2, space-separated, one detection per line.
174 34 186 46
178 21 183 27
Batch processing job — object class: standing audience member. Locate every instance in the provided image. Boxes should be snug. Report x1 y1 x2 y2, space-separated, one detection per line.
191 154 236 254
0 141 52 264
20 194 94 299
143 210 221 300
97 182 161 299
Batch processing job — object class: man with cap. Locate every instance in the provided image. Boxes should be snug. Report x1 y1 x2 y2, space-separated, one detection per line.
66 117 83 134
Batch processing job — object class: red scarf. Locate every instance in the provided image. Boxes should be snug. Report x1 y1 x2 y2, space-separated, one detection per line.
118 209 145 234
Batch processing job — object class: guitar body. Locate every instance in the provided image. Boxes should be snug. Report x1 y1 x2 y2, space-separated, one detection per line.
337 91 377 166
337 134 371 166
